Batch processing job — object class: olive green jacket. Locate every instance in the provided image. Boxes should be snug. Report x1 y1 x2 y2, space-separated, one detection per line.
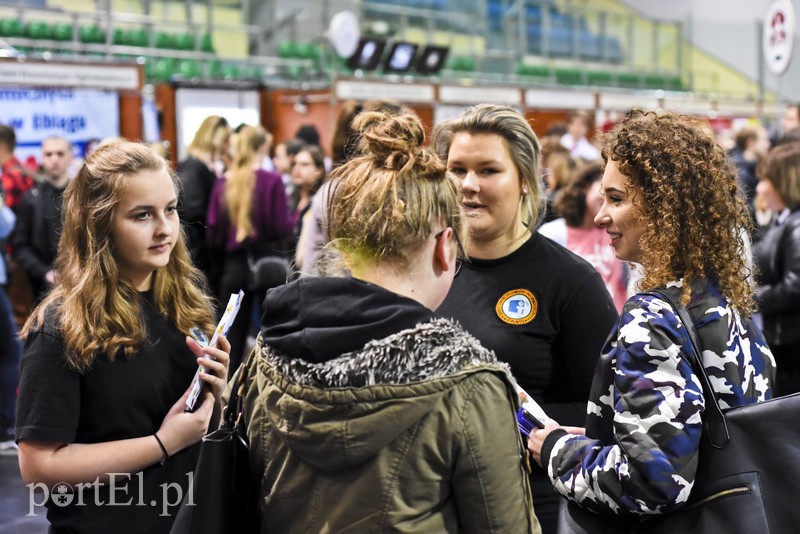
237 318 540 533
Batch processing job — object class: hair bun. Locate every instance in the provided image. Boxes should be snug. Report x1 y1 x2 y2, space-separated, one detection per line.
354 111 424 173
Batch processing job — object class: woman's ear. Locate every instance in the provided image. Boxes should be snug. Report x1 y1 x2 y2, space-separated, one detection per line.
434 227 456 275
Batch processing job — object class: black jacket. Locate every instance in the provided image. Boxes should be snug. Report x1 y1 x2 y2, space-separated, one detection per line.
754 209 800 345
11 181 64 297
177 156 217 266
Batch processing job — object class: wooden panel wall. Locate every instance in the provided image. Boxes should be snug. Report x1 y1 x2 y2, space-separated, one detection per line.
155 84 177 168
118 64 144 143
265 89 336 152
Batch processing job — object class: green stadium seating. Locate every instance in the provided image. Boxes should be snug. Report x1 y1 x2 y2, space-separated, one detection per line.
222 63 240 79
112 28 128 45
644 74 666 89
79 25 104 44
128 28 149 47
277 40 299 59
0 19 25 38
617 72 640 88
200 33 214 53
174 32 195 51
205 59 223 78
25 21 51 40
587 70 612 86
554 67 581 85
52 22 73 41
154 31 174 49
177 58 200 78
517 64 549 78
296 42 319 60
448 56 475 72
150 57 176 81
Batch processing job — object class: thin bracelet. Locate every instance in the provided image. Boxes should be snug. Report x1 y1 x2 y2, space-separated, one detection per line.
153 433 169 466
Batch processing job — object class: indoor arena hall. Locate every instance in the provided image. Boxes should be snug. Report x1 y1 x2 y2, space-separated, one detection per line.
1 1 798 533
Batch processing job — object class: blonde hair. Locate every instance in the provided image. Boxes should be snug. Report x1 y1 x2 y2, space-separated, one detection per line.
188 115 231 161
326 111 466 272
432 104 545 229
604 110 754 314
22 141 216 372
225 125 271 243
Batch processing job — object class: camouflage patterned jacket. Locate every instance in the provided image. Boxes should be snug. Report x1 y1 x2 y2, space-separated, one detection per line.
540 279 775 517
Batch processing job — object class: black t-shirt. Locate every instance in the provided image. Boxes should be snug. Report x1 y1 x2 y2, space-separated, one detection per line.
16 291 202 533
437 232 618 425
177 156 217 270
437 233 618 533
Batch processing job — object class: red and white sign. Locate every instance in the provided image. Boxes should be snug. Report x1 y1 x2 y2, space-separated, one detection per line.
763 0 796 75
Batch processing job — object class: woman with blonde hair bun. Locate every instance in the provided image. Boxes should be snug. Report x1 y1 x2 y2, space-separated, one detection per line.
233 110 541 533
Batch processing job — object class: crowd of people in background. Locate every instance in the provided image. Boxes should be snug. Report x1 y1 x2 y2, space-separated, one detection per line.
0 98 799 532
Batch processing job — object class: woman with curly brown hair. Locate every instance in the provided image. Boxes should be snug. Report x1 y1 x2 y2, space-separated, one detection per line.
528 110 775 526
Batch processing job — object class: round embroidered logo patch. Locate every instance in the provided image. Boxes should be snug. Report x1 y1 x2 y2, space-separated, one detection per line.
496 289 537 325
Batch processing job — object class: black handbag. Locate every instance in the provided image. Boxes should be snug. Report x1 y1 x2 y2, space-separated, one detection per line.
170 350 259 534
559 289 799 534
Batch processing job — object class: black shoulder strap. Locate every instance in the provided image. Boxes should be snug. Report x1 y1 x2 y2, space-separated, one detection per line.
648 289 730 449
223 343 258 430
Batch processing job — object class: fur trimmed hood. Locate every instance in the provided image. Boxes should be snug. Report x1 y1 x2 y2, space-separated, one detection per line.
250 280 517 471
262 317 512 388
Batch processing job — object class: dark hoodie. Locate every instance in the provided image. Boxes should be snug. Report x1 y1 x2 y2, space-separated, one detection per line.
260 276 433 363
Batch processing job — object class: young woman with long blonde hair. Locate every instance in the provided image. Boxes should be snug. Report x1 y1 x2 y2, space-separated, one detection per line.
206 124 296 373
16 141 231 532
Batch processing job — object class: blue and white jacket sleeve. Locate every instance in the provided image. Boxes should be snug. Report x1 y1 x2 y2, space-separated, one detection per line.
541 294 704 516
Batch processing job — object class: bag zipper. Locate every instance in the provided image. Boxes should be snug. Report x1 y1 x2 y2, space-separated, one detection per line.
688 485 750 508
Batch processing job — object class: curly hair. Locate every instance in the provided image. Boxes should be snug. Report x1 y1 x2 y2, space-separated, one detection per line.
326 110 466 272
22 141 216 372
554 162 604 227
604 109 754 313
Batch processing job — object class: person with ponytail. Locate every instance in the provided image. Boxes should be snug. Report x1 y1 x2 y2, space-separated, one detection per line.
206 124 296 373
232 110 541 533
16 141 231 532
